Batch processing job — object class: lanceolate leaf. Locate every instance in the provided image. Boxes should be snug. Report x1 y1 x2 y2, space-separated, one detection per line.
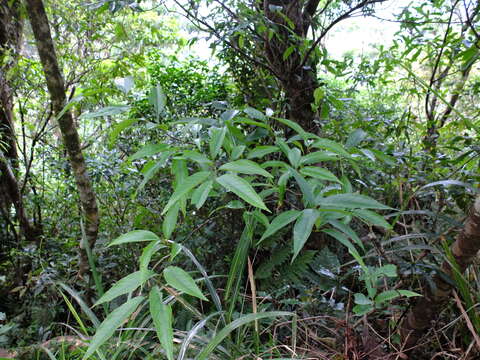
109 230 160 247
259 210 301 243
82 296 144 360
210 127 227 159
94 271 154 306
220 159 273 178
129 143 169 161
191 180 213 209
149 287 174 360
352 209 392 229
162 202 180 239
292 209 320 261
247 145 279 159
300 166 340 183
312 138 350 158
318 193 392 210
216 174 269 211
163 266 208 301
161 171 211 215
300 151 338 165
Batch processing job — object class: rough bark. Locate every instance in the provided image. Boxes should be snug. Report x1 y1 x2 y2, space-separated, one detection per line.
401 195 480 349
25 0 99 275
0 0 22 164
0 0 39 242
0 152 39 242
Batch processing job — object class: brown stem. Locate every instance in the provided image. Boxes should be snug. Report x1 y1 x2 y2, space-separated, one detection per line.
25 0 99 275
401 195 480 349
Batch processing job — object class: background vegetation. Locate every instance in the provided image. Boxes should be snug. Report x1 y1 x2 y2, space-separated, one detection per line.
1 0 480 359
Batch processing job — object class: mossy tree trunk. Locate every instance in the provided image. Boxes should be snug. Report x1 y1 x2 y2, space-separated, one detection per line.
25 0 99 275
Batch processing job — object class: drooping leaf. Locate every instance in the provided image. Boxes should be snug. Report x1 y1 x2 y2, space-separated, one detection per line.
375 290 421 305
352 209 392 229
82 296 144 359
300 166 340 183
247 146 279 159
191 180 213 209
216 174 269 211
149 287 174 360
346 129 367 148
163 266 208 301
300 151 338 165
259 210 301 243
312 138 350 158
318 194 392 210
161 171 211 215
94 271 154 306
210 127 227 159
139 241 165 277
129 143 169 161
292 209 320 261
196 312 293 360
149 84 166 120
220 159 273 178
162 202 180 239
109 230 160 247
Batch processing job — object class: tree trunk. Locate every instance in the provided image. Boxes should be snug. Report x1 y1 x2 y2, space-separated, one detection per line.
0 0 39 242
401 195 480 349
25 0 99 275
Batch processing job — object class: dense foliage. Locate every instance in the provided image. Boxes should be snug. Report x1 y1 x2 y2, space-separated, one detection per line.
1 0 480 359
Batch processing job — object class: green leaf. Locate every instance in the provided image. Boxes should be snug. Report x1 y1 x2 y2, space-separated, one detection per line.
109 118 137 146
274 117 308 139
163 202 180 239
354 293 373 305
139 241 165 277
322 228 365 268
346 129 367 148
149 84 166 120
81 105 130 119
163 266 208 301
247 146 279 159
352 304 373 316
82 296 144 359
149 287 174 360
375 290 421 305
182 150 213 165
129 143 169 161
230 145 246 160
292 209 320 261
210 127 227 159
109 230 160 247
300 151 338 165
243 107 266 121
351 209 392 229
259 210 301 243
290 168 315 206
94 270 154 306
196 312 293 360
300 167 340 183
191 180 213 210
220 159 273 178
161 171 211 215
318 194 391 210
287 148 302 168
312 138 350 158
216 174 269 211
282 45 295 60
328 219 364 251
